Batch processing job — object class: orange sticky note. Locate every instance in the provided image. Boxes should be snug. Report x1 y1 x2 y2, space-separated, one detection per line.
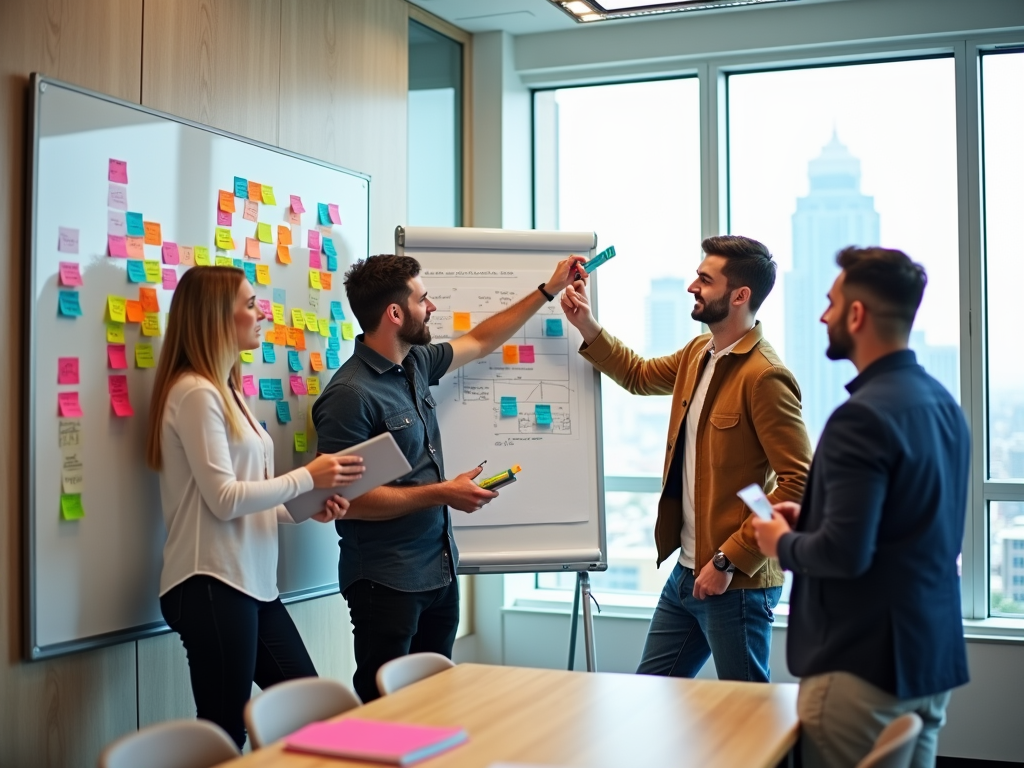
245 237 261 259
293 329 306 351
274 323 287 345
310 352 324 371
502 344 519 365
286 327 300 347
126 236 144 259
453 312 471 331
277 244 291 264
139 287 159 313
143 221 162 246
218 189 236 213
247 180 262 202
125 300 144 323
321 272 332 291
277 225 292 246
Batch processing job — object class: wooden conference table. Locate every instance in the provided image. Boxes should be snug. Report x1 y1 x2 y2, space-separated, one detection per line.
224 663 799 768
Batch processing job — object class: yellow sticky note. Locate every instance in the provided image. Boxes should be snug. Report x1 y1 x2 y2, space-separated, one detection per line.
142 312 161 337
106 321 125 343
277 225 292 246
261 185 276 205
306 376 321 395
453 312 471 331
240 350 254 363
143 260 161 283
107 295 127 323
294 432 307 452
215 255 233 267
277 244 291 264
503 344 519 365
318 318 329 337
256 264 271 285
135 343 155 368
309 270 322 289
61 493 84 520
195 246 211 266
215 227 235 250
310 352 324 371
304 311 318 332
292 308 306 328
272 302 285 324
257 223 273 244
341 321 355 340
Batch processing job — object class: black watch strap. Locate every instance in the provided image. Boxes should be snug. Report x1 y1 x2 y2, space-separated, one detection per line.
537 283 555 302
712 551 735 573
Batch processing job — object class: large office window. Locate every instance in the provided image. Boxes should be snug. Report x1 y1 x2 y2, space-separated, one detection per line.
982 50 1024 617
533 78 701 594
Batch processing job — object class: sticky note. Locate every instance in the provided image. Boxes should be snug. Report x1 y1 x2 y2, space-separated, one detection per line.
326 349 340 369
288 308 303 328
519 345 535 364
194 246 211 266
502 345 519 365
243 237 259 260
500 396 518 417
218 189 236 213
61 451 84 493
126 236 145 259
287 350 302 372
277 245 291 264
305 311 318 332
306 377 321 395
310 352 324 371
307 229 320 250
240 374 256 396
108 183 128 210
535 404 552 425
262 342 276 363
143 260 161 283
328 322 338 338
321 272 332 291
143 221 162 246
58 418 82 449
318 202 331 225
330 301 345 321
58 226 79 254
58 291 82 317
108 235 127 258
135 343 155 368
271 379 284 399
240 349 254 363
58 391 83 417
341 321 355 340
271 303 285 325
255 298 272 318
321 238 337 259
234 176 248 198
273 225 291 247
243 262 256 283
309 251 322 270
106 321 125 343
125 300 143 323
256 264 271 285
161 241 180 265
107 296 127 323
217 209 232 227
453 312 471 331
179 246 195 266
325 337 339 353
108 344 127 369
289 374 307 395
287 208 300 226
142 312 161 337
215 227 235 250
259 379 274 399
59 261 82 287
109 375 133 417
108 210 127 236
328 203 341 224
293 329 306 351
127 260 146 282
248 180 262 202
224 256 239 269
126 212 144 237
326 253 337 272
243 199 258 222
140 287 159 313
546 318 563 337
61 493 85 521
108 158 128 183
261 185 276 206
289 195 305 213
315 318 327 337
275 292 287 312
57 357 79 385
294 432 307 452
256 222 272 244
162 268 178 290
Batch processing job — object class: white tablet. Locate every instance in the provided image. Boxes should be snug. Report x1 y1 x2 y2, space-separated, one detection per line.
736 483 774 521
284 432 413 523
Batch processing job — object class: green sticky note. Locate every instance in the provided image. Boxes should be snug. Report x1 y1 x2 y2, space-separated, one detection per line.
294 432 307 452
257 222 273 244
61 493 84 520
143 260 161 283
194 246 211 266
340 321 355 340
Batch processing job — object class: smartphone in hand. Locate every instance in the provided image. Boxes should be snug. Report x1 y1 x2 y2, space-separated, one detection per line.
737 483 774 521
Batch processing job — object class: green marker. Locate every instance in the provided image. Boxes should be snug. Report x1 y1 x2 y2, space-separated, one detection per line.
478 464 522 491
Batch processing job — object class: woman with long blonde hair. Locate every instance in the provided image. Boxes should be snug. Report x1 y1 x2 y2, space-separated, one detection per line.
147 266 362 748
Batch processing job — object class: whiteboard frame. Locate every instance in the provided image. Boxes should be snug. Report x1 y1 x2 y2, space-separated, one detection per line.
23 74 370 660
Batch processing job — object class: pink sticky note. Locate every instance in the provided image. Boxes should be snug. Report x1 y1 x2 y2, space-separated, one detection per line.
290 195 305 213
108 183 128 211
111 392 134 417
256 298 272 318
108 344 128 369
59 261 83 286
58 227 79 254
519 345 536 364
108 235 128 258
58 391 83 417
108 210 127 236
108 158 128 183
57 357 79 385
287 209 300 225
217 209 232 226
290 375 308 395
242 375 257 396
108 374 128 396
309 251 322 270
328 203 341 224
307 229 320 250
162 268 178 290
162 241 180 264
243 199 258 222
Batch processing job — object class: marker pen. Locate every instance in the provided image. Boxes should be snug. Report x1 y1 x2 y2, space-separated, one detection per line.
478 464 522 491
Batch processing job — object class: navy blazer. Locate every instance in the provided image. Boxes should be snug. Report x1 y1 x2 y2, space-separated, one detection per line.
777 350 969 699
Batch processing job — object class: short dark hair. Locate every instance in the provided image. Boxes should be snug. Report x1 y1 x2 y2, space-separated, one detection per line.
701 235 777 312
835 246 926 341
343 254 421 332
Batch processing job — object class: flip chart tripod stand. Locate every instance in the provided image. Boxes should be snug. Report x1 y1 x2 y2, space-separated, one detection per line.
567 571 600 672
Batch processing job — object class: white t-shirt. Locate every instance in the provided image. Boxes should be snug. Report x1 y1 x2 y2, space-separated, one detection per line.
158 373 313 601
679 336 742 570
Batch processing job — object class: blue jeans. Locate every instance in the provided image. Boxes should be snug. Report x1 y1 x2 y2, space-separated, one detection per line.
637 562 782 681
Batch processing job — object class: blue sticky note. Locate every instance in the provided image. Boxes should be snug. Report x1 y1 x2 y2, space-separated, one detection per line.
271 379 284 400
330 301 345 321
58 290 82 317
326 253 337 272
273 288 286 305
318 203 330 225
276 401 292 424
259 379 275 399
535 404 552 426
262 342 276 364
125 212 144 237
288 350 302 372
234 176 248 198
328 336 340 352
244 262 257 283
322 237 337 258
326 349 340 369
545 318 564 337
500 396 518 417
126 260 147 283
232 258 243 270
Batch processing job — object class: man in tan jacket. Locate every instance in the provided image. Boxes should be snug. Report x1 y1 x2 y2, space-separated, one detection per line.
561 235 812 681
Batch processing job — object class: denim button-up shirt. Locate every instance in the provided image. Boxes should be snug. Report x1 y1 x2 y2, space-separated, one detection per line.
311 335 456 594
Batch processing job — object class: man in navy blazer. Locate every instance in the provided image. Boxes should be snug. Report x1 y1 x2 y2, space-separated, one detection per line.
752 246 969 768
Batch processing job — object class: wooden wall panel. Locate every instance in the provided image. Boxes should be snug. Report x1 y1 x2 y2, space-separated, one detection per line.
279 0 409 254
0 1 143 765
141 0 282 145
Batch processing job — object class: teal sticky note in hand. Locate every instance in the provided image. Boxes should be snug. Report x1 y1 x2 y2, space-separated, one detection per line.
326 349 340 369
326 253 337 272
271 379 284 399
288 350 302 371
330 301 345 321
125 212 144 237
126 260 146 283
500 396 518 417
318 203 331 226
545 318 563 337
234 176 248 199
58 290 83 317
535 403 552 426
244 262 257 283
259 379 274 399
276 401 292 423
322 237 337 258
262 342 276 364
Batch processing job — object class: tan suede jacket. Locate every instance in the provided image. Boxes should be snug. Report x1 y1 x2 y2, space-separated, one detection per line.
580 322 812 590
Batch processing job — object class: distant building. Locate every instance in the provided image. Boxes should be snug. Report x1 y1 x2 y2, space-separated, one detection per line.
646 278 691 357
999 517 1024 604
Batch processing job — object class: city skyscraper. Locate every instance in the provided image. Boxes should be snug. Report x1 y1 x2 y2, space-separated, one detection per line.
645 278 692 357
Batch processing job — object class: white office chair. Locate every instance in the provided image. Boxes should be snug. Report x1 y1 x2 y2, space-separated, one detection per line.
855 713 924 768
375 651 455 696
98 719 239 768
244 677 362 749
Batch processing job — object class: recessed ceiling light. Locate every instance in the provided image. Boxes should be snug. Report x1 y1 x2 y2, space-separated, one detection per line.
552 0 800 23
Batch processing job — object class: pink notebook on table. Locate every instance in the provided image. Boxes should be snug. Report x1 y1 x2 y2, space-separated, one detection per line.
283 718 468 765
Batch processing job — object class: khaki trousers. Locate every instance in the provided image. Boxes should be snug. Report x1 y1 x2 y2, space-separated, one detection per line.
798 671 952 768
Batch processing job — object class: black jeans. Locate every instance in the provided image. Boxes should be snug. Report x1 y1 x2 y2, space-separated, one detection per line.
345 578 459 703
160 575 317 749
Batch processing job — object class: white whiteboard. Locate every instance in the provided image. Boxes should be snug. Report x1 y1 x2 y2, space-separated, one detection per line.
397 227 607 574
25 76 369 659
